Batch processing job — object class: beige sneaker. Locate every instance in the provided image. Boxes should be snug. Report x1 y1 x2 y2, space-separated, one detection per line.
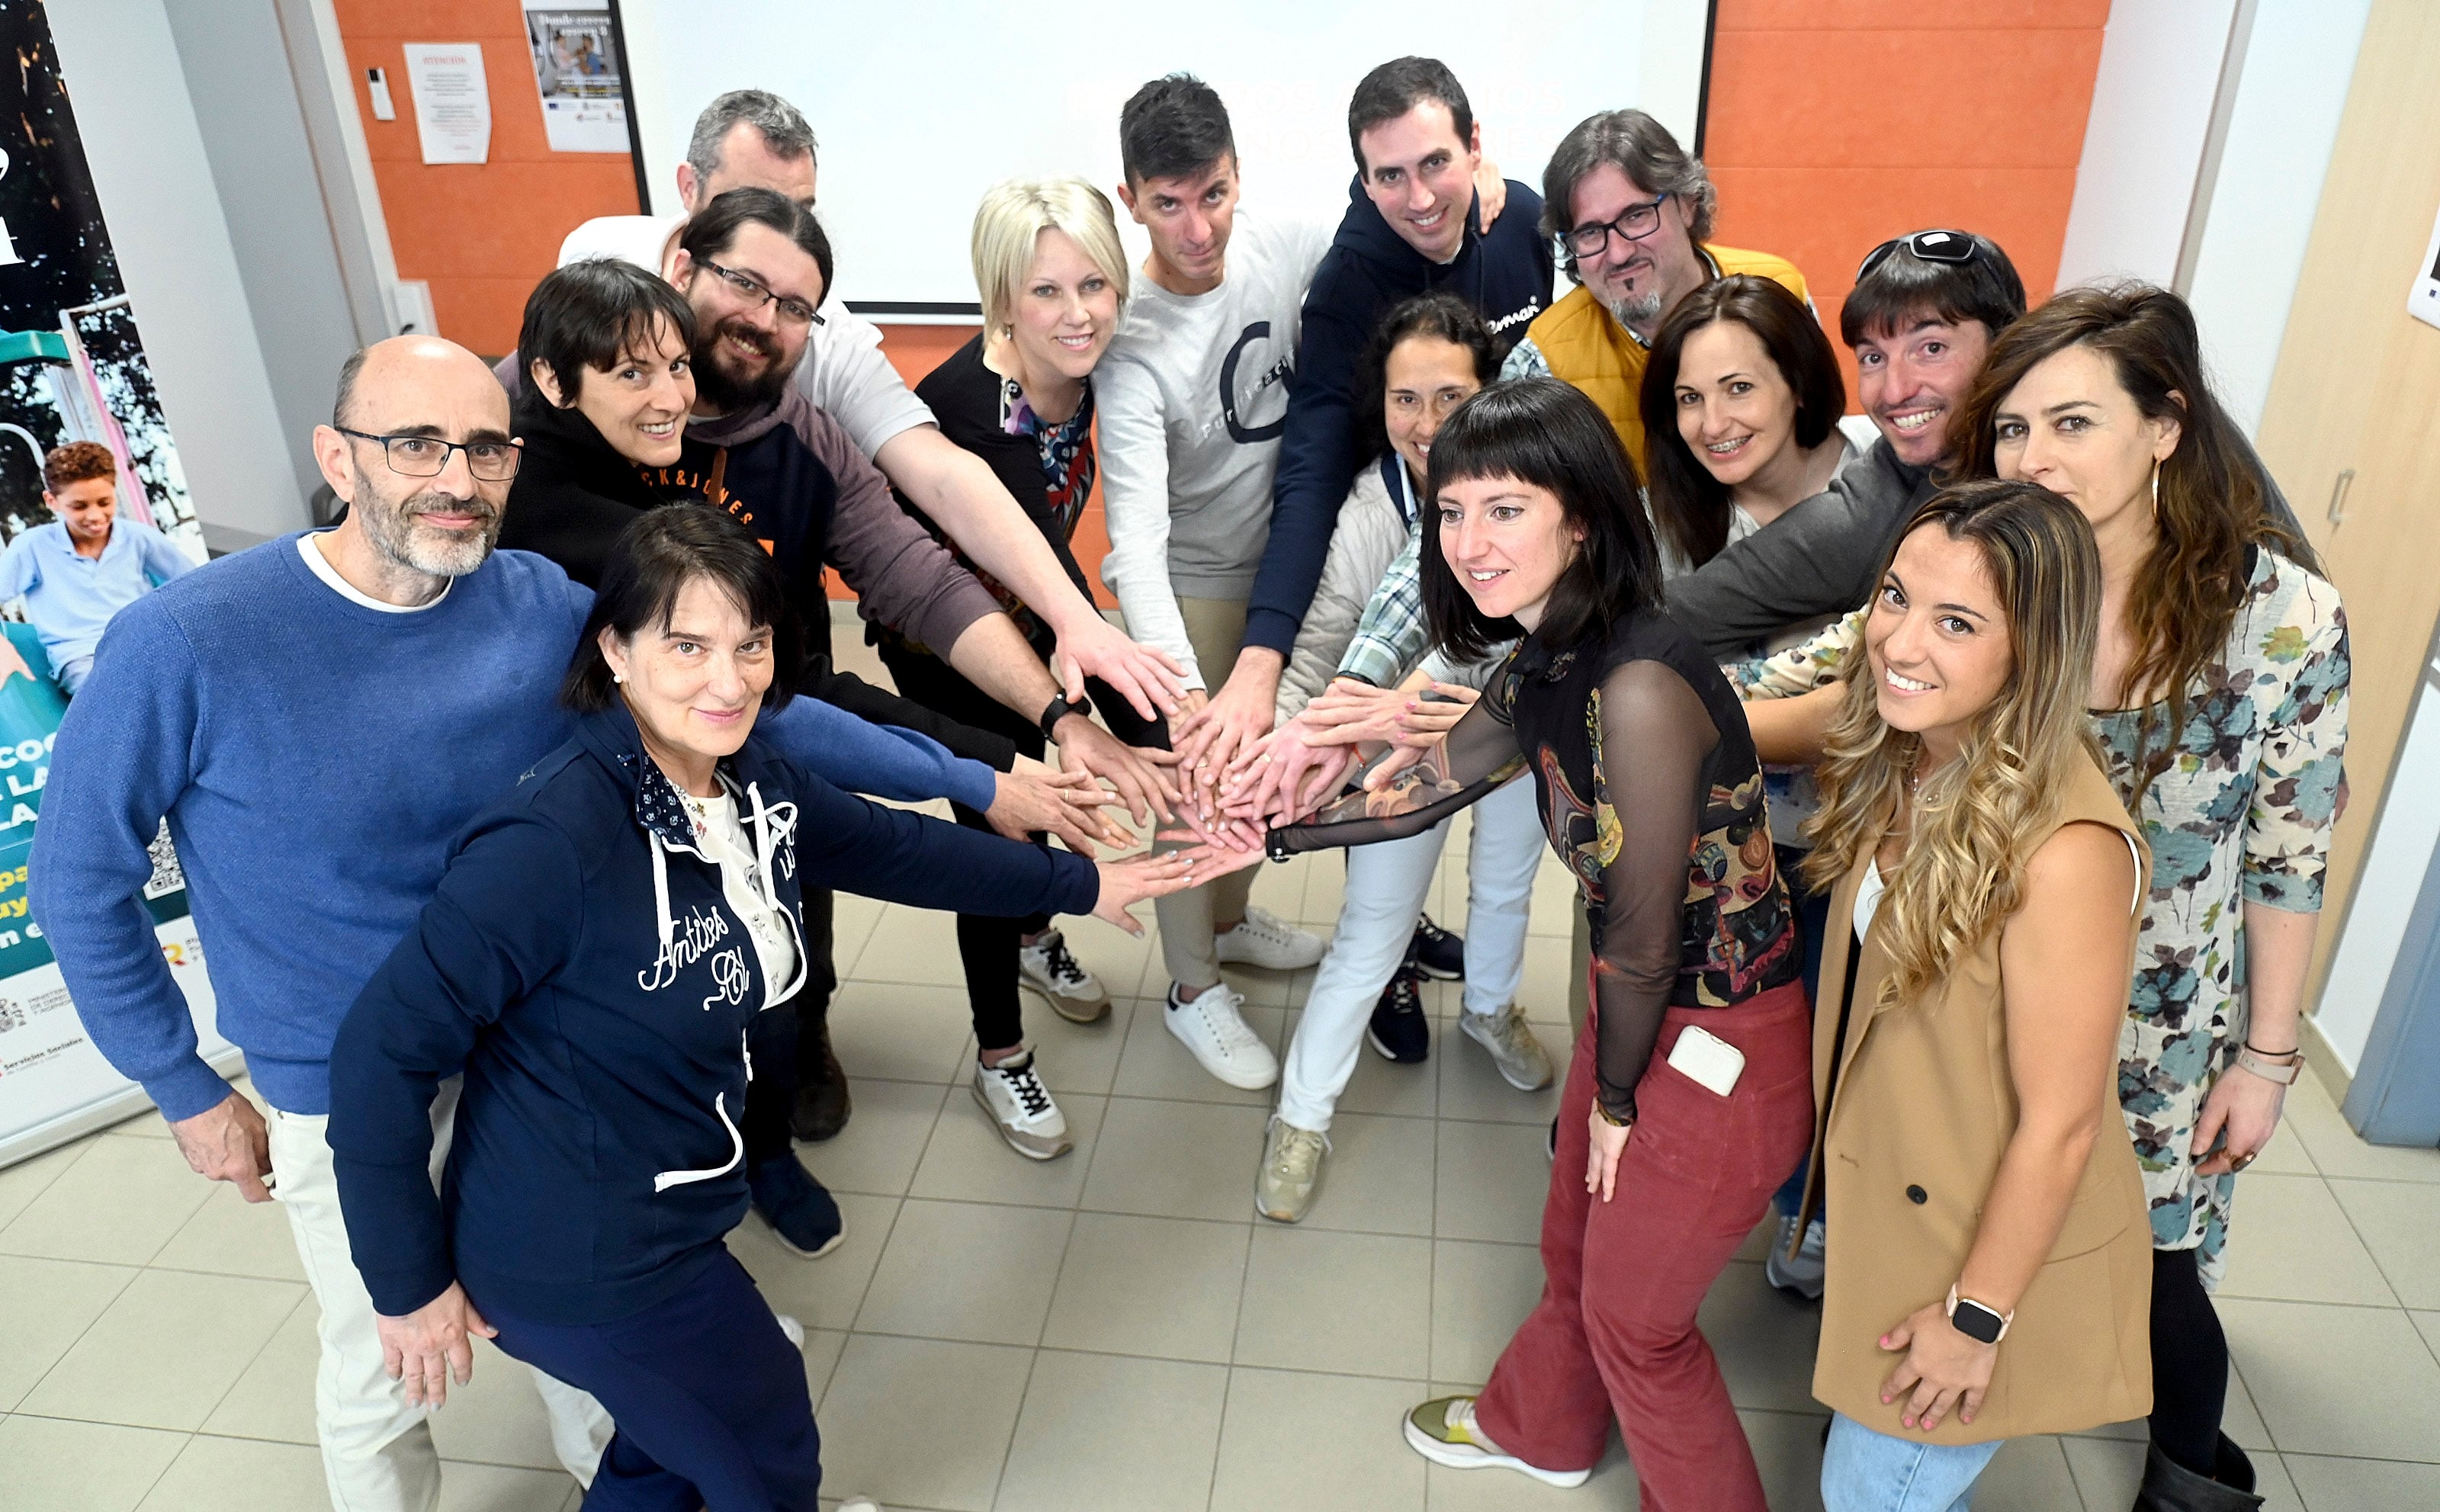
1254 1116 1330 1222
1459 1005 1555 1091
1017 929 1110 1023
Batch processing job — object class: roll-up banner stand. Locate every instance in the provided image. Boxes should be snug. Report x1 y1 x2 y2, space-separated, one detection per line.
0 1 235 1167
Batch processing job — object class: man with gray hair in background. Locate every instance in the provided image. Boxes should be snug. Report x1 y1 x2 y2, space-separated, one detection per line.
1502 108 1810 469
559 88 1189 1141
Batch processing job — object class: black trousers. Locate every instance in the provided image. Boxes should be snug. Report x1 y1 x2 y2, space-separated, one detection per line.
2147 1244 2230 1472
740 902 836 1170
876 640 1052 1053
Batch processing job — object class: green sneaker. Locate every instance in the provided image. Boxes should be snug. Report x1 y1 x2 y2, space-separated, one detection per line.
1402 1396 1590 1488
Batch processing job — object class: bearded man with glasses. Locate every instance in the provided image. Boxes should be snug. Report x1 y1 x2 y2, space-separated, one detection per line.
1502 108 1811 470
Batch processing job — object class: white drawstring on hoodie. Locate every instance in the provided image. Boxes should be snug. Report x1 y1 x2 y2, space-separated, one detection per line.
649 778 807 1193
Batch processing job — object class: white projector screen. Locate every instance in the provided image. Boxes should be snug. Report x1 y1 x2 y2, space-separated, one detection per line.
615 1 1713 319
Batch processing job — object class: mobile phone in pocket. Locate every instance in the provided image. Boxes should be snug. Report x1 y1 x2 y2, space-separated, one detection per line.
1666 1024 1745 1096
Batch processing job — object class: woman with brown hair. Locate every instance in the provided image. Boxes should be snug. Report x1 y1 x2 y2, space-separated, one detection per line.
1639 272 1854 589
1800 479 2151 1507
1739 283 2350 1510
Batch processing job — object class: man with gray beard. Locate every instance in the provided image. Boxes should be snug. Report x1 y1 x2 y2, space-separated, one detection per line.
29 336 1031 1512
1500 108 1810 471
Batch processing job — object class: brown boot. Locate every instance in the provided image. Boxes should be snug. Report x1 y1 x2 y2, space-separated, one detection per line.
788 1016 852 1142
2133 1434 2264 1511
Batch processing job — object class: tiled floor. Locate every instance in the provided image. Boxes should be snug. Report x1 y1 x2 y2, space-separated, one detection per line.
5 645 2440 1510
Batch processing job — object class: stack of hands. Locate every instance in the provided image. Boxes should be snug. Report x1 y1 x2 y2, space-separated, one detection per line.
1170 675 1482 849
986 672 1482 927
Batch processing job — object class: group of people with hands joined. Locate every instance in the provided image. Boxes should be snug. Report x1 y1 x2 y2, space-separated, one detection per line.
27 46 2346 1512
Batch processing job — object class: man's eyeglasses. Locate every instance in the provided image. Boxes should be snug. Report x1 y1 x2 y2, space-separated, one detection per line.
1856 230 1980 284
335 429 523 481
1559 193 1670 261
699 258 823 327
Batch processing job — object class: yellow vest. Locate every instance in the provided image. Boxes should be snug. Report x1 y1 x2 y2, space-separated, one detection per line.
1524 245 1811 472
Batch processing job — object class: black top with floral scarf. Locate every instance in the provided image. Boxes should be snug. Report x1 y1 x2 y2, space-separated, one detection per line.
888 333 1100 660
1271 607 1796 1120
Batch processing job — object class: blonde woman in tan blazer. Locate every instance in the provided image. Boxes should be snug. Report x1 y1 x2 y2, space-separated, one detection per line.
1797 480 2153 1510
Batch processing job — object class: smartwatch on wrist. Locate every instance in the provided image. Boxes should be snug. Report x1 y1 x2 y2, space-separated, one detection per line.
1945 1285 2011 1345
1037 691 1092 743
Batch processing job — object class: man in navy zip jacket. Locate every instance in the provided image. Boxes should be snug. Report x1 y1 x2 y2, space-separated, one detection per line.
1177 56 1552 787
26 336 1017 1512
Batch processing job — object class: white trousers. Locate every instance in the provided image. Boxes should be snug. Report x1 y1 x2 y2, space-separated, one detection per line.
1276 774 1544 1132
265 1082 613 1512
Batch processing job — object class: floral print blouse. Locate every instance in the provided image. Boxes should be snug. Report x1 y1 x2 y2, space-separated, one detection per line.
1731 547 2349 1279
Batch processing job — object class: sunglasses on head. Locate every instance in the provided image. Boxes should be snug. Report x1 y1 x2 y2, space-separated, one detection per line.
1856 230 1979 284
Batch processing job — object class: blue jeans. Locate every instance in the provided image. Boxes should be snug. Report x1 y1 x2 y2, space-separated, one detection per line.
1821 1413 2002 1512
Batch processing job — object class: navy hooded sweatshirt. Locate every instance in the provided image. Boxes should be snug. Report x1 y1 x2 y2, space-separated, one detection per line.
328 702 1098 1325
1244 178 1552 655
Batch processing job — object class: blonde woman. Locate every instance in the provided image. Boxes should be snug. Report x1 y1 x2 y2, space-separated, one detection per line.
873 177 1154 1160
1802 480 2152 1509
1740 285 2347 1510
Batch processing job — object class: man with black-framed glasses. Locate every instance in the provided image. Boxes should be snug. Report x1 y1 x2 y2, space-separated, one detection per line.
1501 108 1811 468
30 335 1027 1512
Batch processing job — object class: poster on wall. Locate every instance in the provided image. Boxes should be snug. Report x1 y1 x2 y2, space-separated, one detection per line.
525 1 630 154
0 0 231 1167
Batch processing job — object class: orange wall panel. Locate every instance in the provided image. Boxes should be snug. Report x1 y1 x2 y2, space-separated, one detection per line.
333 0 637 355
1705 2 2107 407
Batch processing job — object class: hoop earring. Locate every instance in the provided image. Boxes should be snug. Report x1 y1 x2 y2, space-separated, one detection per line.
2149 461 2161 518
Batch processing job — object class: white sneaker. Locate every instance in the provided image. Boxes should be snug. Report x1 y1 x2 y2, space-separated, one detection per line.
1017 929 1110 1023
1764 1212 1826 1299
836 1499 881 1512
972 1048 1072 1160
1164 981 1279 1090
774 1312 805 1350
1402 1395 1590 1488
1255 1116 1330 1222
1459 1005 1556 1090
1212 905 1327 971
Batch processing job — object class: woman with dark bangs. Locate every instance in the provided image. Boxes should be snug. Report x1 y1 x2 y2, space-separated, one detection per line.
1260 377 1812 1510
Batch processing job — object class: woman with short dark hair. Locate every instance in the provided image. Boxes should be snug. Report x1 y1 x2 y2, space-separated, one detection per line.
1263 377 1812 1510
328 508 1202 1510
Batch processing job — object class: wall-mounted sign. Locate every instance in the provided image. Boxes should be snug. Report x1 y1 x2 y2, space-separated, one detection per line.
2411 198 2440 332
525 2 629 154
403 43 492 166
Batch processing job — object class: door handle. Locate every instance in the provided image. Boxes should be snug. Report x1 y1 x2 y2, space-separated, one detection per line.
2326 468 2355 528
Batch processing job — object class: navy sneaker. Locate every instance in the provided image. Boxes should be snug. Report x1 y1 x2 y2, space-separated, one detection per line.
1366 965 1431 1064
1409 913 1465 981
749 1154 844 1260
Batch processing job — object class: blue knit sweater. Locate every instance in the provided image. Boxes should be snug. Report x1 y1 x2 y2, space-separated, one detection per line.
29 534 999 1122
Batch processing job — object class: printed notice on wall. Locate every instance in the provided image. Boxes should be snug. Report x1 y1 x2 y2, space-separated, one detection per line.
524 1 628 154
404 43 491 165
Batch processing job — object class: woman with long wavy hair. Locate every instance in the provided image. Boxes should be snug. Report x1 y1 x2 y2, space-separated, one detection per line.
1738 284 2350 1510
1798 479 2152 1508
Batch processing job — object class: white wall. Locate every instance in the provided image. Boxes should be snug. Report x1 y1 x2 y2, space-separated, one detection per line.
47 0 308 547
2055 0 2370 439
618 0 1712 314
2056 0 2237 290
2317 665 2440 1074
2184 0 2374 434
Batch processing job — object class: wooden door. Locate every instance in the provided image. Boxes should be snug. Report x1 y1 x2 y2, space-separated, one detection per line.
2253 0 2440 1062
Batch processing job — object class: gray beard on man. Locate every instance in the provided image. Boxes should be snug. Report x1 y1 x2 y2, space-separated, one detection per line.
1604 287 1663 333
362 487 500 578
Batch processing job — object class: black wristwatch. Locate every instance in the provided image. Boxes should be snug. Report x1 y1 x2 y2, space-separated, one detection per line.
1945 1286 2011 1344
1037 691 1091 743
